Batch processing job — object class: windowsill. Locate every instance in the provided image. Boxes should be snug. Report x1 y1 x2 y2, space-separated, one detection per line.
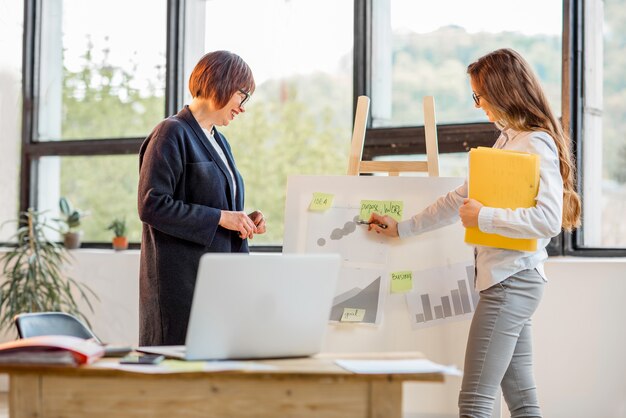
546 255 626 264
65 248 141 255
3 248 624 263
0 247 141 255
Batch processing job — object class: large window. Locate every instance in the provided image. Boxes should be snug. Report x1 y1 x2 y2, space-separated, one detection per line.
578 0 626 250
360 0 587 256
364 0 562 180
37 155 142 242
36 0 166 141
370 0 562 128
23 0 167 244
16 0 625 256
183 0 354 245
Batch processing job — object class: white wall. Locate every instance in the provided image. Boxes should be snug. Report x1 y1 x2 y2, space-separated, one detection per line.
532 258 626 418
0 251 624 417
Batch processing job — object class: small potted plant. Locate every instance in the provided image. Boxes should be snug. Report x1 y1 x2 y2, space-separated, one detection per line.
59 197 87 249
107 218 128 251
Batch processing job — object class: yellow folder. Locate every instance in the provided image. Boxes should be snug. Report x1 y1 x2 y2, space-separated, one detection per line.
465 147 540 251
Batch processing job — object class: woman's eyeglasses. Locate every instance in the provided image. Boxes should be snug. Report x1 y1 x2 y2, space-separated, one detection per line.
472 92 482 106
238 89 251 108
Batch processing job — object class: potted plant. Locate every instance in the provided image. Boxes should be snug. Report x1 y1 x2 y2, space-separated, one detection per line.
107 218 128 251
0 209 97 332
59 197 86 249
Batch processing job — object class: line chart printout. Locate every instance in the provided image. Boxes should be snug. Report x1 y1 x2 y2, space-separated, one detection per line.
328 264 386 325
304 206 387 324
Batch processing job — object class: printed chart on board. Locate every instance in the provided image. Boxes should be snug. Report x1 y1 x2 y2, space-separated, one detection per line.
305 206 388 324
405 261 479 329
305 206 388 263
283 175 475 328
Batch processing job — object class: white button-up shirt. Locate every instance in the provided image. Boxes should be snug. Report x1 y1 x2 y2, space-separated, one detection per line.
397 128 563 291
201 127 237 199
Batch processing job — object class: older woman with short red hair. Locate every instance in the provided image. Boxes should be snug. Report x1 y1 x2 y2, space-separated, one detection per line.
138 51 266 346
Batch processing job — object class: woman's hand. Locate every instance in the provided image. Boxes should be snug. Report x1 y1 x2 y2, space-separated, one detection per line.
367 213 399 238
219 210 258 239
247 211 267 237
459 198 483 228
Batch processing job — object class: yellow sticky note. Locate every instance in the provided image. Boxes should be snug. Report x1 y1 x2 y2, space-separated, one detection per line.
340 308 366 322
391 271 413 293
161 360 205 372
359 200 403 222
309 192 334 211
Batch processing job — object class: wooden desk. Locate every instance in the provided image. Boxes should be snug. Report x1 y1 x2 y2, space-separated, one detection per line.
1 353 444 418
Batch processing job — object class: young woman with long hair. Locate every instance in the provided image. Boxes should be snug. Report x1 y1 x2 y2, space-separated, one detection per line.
366 48 580 417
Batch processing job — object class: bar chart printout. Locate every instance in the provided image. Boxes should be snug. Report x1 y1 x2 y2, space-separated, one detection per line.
406 262 478 329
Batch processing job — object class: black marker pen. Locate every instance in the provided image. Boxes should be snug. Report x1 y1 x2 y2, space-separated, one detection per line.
356 220 388 229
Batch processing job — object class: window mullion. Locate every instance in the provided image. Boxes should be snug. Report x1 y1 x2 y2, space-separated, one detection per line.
353 0 371 122
166 0 184 116
20 0 38 215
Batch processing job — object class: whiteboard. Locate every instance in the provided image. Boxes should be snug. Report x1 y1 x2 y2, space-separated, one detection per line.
283 175 475 353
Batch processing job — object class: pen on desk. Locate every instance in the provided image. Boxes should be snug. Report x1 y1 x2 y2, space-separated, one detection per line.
356 220 388 229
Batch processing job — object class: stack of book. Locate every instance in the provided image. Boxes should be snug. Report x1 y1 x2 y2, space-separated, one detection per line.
0 335 105 366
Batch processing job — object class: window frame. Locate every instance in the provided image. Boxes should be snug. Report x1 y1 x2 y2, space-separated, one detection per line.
19 0 179 249
562 0 626 256
17 0 625 256
354 0 563 256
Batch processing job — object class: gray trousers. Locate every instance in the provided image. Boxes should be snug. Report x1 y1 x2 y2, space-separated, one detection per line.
459 269 545 418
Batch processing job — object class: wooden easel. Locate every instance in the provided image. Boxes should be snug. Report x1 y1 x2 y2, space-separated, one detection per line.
347 96 440 177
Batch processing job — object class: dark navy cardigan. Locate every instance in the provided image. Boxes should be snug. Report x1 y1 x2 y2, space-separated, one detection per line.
138 106 248 346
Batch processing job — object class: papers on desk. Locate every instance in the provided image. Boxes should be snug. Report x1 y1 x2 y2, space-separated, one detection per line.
92 358 277 374
335 358 462 376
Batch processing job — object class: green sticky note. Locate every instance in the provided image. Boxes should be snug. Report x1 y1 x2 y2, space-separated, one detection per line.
340 308 366 322
309 192 334 211
359 200 403 222
391 271 413 293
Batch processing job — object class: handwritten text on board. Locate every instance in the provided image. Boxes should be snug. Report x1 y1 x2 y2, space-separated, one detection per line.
309 192 334 211
359 200 403 222
340 308 366 322
391 271 413 293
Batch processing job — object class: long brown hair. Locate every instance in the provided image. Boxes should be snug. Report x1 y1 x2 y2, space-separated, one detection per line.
467 48 581 231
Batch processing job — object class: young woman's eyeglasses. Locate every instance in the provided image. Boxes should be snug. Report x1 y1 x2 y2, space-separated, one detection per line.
472 92 482 106
238 89 251 108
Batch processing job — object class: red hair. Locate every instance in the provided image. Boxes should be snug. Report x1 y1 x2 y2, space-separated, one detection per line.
188 50 255 108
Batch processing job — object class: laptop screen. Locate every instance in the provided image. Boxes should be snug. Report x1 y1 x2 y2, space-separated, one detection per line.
183 253 341 360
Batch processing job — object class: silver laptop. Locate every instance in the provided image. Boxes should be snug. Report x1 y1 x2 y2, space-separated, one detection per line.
139 253 340 361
